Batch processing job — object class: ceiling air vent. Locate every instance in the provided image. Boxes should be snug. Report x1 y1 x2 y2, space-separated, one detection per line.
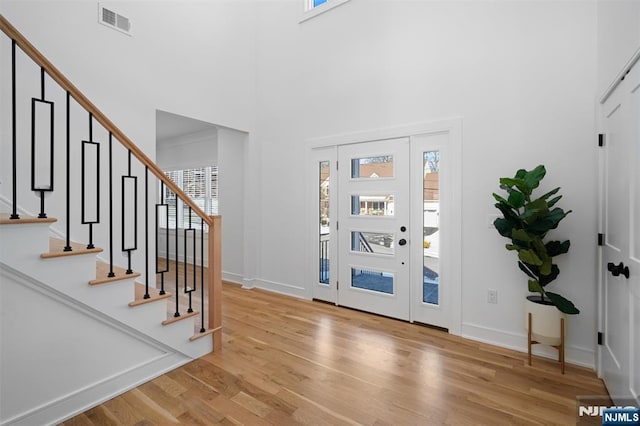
98 4 131 36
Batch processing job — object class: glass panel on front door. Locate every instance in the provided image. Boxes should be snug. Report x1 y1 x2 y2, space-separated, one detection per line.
351 156 394 178
351 267 394 295
319 161 330 285
350 195 395 216
350 231 394 255
423 151 440 305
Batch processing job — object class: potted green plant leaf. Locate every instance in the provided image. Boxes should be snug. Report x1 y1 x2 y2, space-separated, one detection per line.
493 165 578 345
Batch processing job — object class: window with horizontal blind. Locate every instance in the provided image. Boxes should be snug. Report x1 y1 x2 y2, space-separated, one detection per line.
160 166 218 229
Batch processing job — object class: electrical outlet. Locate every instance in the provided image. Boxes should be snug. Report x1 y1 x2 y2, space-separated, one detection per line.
487 289 498 304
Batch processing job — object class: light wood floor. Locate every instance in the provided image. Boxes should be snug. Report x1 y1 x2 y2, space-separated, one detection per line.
62 283 608 426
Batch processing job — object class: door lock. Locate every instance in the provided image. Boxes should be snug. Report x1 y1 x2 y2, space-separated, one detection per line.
398 238 407 246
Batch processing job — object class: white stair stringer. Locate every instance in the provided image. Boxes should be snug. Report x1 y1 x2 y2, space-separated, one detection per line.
0 221 212 360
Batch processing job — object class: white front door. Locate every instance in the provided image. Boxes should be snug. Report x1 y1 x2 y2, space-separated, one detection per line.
601 61 640 405
337 138 411 320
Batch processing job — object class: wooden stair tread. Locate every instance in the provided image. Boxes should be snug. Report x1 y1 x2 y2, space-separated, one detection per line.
0 213 57 225
129 282 172 307
90 261 141 285
41 238 103 259
190 327 220 342
162 310 199 326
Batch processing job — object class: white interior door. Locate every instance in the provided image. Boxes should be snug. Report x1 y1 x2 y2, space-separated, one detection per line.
601 61 640 405
338 138 410 320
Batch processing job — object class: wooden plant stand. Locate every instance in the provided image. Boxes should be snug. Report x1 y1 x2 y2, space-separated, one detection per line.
528 312 565 374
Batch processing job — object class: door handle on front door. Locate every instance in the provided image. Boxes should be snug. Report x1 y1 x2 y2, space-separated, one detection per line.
607 262 630 279
398 238 407 246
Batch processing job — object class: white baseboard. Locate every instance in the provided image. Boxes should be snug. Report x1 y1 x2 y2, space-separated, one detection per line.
461 322 595 369
242 277 256 289
222 271 243 285
252 278 308 299
3 352 190 426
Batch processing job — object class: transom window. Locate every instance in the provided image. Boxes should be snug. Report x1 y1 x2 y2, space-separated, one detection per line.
301 0 351 22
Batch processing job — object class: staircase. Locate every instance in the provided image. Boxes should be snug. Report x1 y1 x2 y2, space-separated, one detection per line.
0 14 222 426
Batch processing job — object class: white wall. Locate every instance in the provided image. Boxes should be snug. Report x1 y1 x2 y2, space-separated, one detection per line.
253 0 599 365
597 0 640 97
156 128 218 171
217 126 247 284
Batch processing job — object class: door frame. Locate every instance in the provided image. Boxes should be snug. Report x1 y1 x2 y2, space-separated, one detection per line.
305 118 463 335
596 48 640 380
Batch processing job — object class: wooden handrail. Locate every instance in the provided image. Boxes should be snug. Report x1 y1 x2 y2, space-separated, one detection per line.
0 14 212 227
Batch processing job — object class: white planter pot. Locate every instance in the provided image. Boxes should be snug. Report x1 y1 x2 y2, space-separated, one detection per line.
525 296 566 346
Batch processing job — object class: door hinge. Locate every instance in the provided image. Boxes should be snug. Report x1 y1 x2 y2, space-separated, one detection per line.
336 160 339 170
598 233 604 246
597 332 603 345
598 133 605 147
336 221 339 231
336 280 339 290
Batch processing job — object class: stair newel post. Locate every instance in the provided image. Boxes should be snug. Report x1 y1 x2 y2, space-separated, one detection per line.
63 91 71 251
10 40 19 219
107 132 115 277
208 215 222 350
143 167 149 299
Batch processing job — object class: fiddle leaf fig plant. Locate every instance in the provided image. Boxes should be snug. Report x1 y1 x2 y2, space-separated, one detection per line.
492 165 579 315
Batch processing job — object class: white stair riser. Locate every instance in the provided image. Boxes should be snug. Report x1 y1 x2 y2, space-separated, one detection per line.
0 224 55 265
9 255 97 292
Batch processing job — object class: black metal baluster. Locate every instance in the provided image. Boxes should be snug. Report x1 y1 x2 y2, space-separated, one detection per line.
174 206 180 318
200 220 205 333
122 151 137 274
156 182 168 295
63 92 71 251
184 208 194 314
81 113 99 249
144 167 149 299
38 68 45 217
88 113 93 248
107 133 115 276
10 40 19 219
34 67 54 218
